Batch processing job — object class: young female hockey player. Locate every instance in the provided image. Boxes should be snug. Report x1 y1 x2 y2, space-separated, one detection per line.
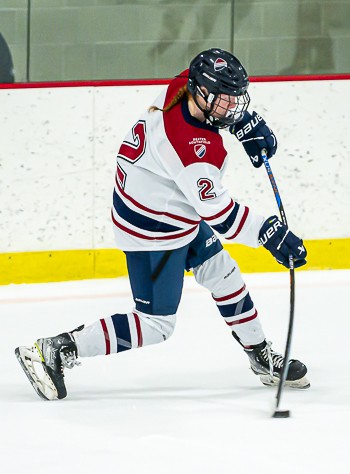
15 48 309 400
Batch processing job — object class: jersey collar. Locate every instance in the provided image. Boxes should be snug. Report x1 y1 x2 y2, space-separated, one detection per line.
181 100 219 133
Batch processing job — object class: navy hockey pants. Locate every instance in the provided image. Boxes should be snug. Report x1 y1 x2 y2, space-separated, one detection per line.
124 221 222 316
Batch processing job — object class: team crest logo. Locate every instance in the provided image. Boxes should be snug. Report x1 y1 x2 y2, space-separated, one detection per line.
194 144 206 158
214 58 227 71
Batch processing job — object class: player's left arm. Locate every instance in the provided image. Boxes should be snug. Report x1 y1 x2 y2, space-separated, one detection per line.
175 164 306 265
175 163 265 248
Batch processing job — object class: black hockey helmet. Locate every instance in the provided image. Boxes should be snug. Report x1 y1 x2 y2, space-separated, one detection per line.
188 48 250 128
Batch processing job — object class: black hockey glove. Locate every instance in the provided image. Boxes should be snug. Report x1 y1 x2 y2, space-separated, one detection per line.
230 111 277 168
258 216 307 268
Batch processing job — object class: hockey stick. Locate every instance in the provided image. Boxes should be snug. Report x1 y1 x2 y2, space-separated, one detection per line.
261 149 295 418
151 250 173 282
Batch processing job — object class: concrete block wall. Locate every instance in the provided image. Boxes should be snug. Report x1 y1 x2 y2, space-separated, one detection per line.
0 0 349 83
233 0 350 76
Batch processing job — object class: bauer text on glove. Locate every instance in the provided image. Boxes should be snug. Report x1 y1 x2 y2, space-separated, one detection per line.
230 111 277 168
258 216 307 268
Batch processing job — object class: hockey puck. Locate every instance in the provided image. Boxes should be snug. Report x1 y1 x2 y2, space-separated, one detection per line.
272 410 290 418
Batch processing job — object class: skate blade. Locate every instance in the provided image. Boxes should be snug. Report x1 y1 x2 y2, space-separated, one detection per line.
15 346 58 400
259 373 310 389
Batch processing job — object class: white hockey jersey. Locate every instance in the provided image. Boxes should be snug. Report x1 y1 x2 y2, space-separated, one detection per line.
112 72 265 251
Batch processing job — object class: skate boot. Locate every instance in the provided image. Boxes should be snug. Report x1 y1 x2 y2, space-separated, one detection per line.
15 332 80 400
244 340 310 389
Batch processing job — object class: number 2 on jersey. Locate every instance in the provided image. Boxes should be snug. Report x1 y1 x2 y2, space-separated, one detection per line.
197 178 216 200
118 120 146 163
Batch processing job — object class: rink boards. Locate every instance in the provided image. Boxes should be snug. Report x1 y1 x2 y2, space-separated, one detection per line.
1 77 349 284
0 238 349 284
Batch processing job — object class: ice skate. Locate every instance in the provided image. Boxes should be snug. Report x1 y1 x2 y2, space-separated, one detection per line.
15 332 80 400
244 340 310 389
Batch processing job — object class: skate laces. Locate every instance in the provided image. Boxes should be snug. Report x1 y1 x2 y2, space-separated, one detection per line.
60 347 81 369
261 341 284 379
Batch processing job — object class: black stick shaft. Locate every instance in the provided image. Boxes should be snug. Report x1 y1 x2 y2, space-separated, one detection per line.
261 150 295 413
151 250 172 282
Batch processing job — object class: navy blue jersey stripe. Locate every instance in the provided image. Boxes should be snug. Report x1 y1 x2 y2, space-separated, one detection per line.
211 204 240 234
113 190 182 233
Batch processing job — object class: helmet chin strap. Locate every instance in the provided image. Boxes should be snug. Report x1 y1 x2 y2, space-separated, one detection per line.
204 112 217 126
193 86 217 123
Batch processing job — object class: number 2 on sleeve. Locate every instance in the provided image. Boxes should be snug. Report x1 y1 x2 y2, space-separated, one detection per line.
197 178 216 201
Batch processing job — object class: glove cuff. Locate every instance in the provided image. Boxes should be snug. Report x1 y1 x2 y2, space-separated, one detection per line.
229 110 252 135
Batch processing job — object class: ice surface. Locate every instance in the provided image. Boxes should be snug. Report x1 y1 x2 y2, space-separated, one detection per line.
1 270 349 474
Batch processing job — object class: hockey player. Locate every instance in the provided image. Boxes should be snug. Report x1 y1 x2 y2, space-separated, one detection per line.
15 48 309 400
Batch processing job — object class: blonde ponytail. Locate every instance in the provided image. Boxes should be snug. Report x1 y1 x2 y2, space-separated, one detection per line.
149 85 190 113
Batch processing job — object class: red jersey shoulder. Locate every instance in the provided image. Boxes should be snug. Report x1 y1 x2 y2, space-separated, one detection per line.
162 71 227 170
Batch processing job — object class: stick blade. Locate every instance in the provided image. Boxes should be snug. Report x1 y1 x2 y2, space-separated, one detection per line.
272 409 291 418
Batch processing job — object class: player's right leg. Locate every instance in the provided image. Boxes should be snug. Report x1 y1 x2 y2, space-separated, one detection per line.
15 247 189 400
188 224 309 389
